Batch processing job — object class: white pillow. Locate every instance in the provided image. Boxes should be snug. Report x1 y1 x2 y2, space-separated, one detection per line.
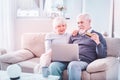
0 49 34 64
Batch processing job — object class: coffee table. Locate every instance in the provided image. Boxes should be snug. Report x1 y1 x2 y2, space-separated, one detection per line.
0 70 59 80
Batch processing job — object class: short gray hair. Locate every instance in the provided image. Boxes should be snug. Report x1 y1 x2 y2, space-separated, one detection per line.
76 13 91 21
52 16 67 29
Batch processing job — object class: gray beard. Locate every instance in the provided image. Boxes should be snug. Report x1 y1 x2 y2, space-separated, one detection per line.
79 29 86 35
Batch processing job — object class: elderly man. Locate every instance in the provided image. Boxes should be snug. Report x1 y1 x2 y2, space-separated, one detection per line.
68 14 107 80
49 14 107 80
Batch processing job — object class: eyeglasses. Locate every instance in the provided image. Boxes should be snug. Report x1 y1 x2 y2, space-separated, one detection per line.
77 21 84 24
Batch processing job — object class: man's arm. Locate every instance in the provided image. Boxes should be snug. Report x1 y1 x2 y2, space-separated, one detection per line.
91 31 107 58
68 36 73 44
96 43 107 58
96 33 107 58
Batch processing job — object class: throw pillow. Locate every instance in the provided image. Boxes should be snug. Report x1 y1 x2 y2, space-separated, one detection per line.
0 49 34 64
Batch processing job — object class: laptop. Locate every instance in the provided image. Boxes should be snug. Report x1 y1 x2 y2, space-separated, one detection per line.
51 44 79 62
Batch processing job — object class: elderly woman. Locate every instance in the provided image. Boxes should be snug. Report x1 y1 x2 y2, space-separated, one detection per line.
46 16 70 79
45 16 70 52
34 16 71 79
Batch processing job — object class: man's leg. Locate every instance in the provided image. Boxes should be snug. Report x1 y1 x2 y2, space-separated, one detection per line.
49 62 68 80
67 61 88 80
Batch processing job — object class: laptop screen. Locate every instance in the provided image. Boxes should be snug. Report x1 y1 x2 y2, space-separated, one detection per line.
51 44 79 62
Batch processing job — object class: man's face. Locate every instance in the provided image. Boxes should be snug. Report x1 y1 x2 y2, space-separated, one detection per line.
77 16 91 32
55 23 67 35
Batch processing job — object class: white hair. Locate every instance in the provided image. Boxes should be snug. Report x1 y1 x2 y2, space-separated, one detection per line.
76 13 91 21
52 16 67 29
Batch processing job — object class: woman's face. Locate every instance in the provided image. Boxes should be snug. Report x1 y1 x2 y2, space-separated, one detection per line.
55 23 67 35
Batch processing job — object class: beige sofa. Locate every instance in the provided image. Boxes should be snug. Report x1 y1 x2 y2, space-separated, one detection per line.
0 33 119 80
0 49 7 55
0 48 7 69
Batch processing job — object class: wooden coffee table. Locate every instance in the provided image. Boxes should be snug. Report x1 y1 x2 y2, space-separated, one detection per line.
0 70 59 80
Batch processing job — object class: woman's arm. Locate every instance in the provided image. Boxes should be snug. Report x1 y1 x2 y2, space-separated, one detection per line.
45 33 52 52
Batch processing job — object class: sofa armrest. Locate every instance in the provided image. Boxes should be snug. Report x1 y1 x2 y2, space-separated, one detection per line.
0 48 7 55
86 57 117 73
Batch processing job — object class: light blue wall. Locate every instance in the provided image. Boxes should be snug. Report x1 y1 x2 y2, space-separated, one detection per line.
83 0 111 34
63 0 112 35
114 0 120 38
65 0 82 19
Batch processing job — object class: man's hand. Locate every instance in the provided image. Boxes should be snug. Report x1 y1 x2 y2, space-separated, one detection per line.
72 30 79 36
91 33 100 45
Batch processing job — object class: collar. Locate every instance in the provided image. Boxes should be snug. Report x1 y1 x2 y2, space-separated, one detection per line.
78 28 93 35
86 27 92 33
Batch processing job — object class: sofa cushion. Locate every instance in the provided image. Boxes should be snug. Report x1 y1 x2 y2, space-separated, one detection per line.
63 70 68 80
62 70 91 80
87 57 116 73
82 71 90 80
21 33 46 57
105 38 120 57
91 71 106 80
18 58 39 73
0 49 34 64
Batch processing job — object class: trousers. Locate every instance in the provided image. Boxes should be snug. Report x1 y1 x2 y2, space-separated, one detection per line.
49 61 88 80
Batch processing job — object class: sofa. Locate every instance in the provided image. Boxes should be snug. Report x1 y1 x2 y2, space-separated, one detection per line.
0 48 7 69
0 49 7 55
0 33 119 80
